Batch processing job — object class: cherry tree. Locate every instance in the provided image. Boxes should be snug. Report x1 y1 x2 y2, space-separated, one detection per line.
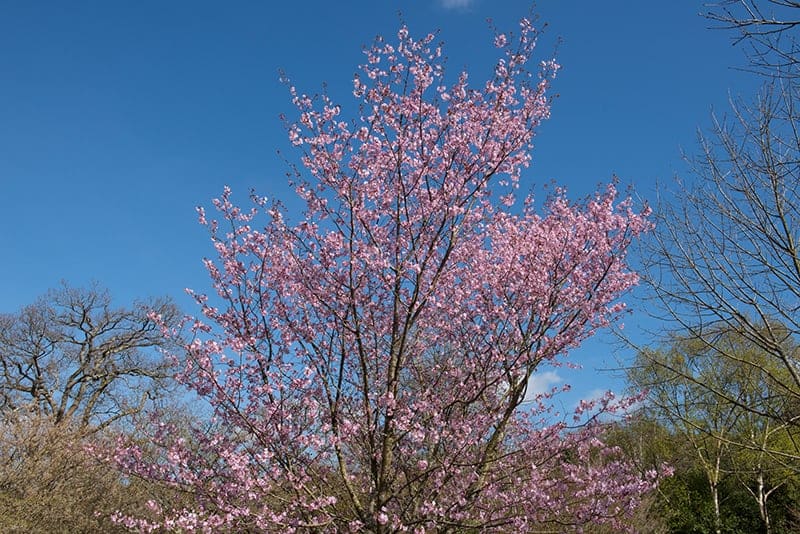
111 18 657 532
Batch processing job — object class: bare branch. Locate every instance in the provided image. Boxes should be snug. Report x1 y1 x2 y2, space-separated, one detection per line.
0 282 181 431
706 0 800 75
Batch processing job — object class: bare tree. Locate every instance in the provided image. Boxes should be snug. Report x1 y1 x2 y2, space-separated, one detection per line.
0 282 180 431
706 0 800 75
642 61 800 424
0 283 186 531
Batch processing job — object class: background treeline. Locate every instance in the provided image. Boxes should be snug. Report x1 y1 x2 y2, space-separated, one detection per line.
613 329 800 533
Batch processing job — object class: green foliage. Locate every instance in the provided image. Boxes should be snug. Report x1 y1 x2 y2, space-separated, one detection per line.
608 415 800 533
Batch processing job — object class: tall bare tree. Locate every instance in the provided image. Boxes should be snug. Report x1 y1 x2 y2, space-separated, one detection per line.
0 282 180 430
0 283 185 531
642 61 800 424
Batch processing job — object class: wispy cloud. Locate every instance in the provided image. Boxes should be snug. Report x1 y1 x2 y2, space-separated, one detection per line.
524 371 562 401
439 0 476 10
582 388 609 402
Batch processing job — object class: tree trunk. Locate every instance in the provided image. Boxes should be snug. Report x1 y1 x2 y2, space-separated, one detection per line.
757 469 772 534
710 480 722 534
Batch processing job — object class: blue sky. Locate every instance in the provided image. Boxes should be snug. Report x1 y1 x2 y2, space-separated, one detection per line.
0 1 762 405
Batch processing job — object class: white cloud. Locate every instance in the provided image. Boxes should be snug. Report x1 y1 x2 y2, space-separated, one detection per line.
524 371 562 401
582 388 609 402
439 0 476 10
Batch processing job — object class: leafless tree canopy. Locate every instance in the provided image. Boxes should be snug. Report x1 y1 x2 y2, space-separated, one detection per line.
706 1 800 74
643 74 800 425
0 283 180 430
